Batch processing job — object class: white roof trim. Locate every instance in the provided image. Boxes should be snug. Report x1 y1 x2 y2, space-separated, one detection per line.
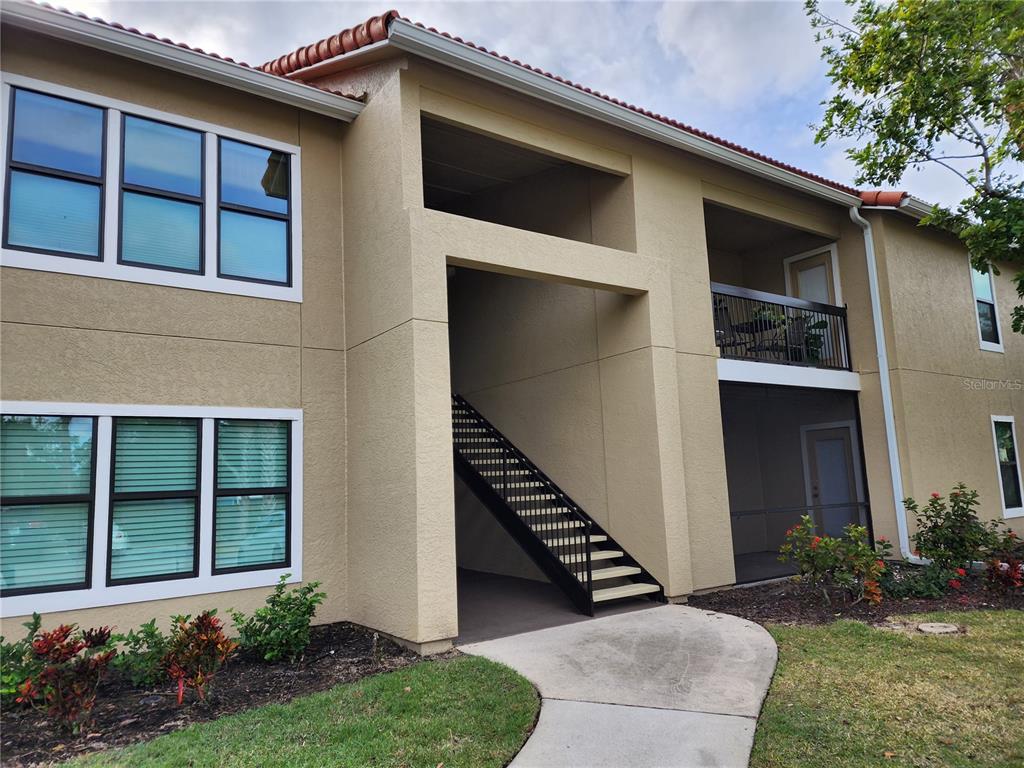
1 2 363 121
388 18 861 207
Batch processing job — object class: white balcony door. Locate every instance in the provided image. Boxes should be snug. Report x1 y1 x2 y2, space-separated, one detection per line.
787 250 836 305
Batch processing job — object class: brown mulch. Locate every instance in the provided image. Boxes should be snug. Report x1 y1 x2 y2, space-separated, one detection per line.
688 573 1024 626
1 621 434 767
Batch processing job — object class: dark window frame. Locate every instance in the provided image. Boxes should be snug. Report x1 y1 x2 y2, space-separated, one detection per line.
2 87 107 261
117 114 205 275
0 415 99 597
216 137 292 288
106 416 202 587
994 419 1023 512
211 419 292 575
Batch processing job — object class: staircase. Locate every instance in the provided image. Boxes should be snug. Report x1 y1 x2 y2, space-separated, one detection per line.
452 394 664 615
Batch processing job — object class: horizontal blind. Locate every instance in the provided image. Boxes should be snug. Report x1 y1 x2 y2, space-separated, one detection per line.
1 415 94 593
110 498 196 581
1 503 90 590
1 415 94 497
215 494 286 569
109 417 199 583
114 418 198 492
216 420 288 489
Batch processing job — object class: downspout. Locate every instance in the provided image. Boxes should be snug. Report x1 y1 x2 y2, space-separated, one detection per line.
849 206 926 564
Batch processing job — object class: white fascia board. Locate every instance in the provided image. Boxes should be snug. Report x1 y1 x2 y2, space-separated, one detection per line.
717 358 862 391
389 19 861 208
1 2 363 122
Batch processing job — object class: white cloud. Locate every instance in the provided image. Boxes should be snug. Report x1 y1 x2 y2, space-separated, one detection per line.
654 1 825 112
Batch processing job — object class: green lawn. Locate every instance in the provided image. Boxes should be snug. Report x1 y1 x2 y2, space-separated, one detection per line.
752 610 1024 768
75 656 538 768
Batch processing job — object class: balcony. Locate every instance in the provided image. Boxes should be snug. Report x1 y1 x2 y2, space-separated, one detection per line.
711 283 851 371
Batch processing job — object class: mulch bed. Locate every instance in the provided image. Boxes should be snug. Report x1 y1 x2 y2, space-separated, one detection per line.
688 573 1024 626
1 621 433 767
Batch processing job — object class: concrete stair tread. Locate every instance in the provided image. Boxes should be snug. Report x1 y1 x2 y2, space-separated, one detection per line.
577 565 642 582
544 534 608 547
516 507 571 517
592 582 661 602
560 549 622 564
531 521 584 530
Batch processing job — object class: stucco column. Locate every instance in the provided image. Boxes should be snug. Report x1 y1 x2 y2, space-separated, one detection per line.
595 267 694 596
341 66 458 651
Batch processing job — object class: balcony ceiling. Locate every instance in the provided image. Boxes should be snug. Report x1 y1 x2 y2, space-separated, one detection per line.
704 202 831 255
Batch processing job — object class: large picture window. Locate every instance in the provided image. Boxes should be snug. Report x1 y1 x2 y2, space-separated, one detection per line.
0 415 97 595
214 420 290 573
992 417 1023 517
1 75 302 301
0 403 301 616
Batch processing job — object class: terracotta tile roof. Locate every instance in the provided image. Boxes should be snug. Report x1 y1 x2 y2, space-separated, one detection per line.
17 2 362 101
261 10 861 197
859 190 908 207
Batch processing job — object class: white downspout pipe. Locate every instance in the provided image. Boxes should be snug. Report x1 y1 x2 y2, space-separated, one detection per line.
849 206 927 564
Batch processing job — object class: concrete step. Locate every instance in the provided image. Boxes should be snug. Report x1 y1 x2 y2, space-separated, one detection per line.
531 520 585 531
543 534 608 547
517 507 572 517
508 493 557 502
577 565 643 582
560 549 622 565
592 582 661 602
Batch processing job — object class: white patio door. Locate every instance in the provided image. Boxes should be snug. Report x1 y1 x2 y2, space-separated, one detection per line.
803 425 863 537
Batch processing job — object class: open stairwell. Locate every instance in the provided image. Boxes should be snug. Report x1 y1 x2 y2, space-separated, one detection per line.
452 394 664 615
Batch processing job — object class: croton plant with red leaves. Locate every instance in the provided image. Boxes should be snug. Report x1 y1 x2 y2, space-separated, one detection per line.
16 624 116 733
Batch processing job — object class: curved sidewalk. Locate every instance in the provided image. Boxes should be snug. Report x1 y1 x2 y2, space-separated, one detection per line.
460 604 777 768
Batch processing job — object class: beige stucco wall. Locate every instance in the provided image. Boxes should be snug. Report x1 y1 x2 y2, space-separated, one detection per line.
0 31 348 635
872 214 1024 531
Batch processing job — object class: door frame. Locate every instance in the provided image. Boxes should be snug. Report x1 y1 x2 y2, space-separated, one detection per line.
799 419 866 529
783 243 843 305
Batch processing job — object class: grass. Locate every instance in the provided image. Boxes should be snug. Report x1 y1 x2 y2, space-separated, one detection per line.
751 610 1024 768
74 655 539 768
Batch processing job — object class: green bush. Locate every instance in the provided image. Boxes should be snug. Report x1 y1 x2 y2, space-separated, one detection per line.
110 619 169 688
879 562 962 599
779 515 887 605
230 575 325 663
0 613 42 707
905 483 1002 569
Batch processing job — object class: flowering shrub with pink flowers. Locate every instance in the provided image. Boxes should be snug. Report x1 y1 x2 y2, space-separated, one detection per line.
779 516 887 605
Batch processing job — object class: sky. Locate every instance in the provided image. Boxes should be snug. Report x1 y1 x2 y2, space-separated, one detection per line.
53 0 982 207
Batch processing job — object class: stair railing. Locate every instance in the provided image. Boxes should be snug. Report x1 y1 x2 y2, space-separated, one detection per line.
452 394 594 610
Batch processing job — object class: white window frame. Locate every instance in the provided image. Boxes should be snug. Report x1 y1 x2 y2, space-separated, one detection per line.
970 260 1002 353
0 73 303 302
991 415 1023 519
0 401 303 616
782 243 843 306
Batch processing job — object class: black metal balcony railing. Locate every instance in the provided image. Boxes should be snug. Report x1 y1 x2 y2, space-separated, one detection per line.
711 283 851 371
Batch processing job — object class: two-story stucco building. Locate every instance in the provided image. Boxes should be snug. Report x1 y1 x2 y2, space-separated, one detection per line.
1 3 1021 652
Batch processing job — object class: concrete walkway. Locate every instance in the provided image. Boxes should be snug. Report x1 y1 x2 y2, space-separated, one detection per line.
459 604 777 768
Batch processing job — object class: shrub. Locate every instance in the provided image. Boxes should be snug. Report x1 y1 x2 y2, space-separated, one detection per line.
110 619 169 688
905 484 1001 569
164 611 237 706
879 562 962 599
16 624 116 733
986 529 1023 593
0 613 43 707
779 515 887 605
230 575 326 663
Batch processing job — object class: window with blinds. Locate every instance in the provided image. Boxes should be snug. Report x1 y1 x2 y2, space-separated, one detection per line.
0 415 96 595
214 420 289 573
109 417 200 584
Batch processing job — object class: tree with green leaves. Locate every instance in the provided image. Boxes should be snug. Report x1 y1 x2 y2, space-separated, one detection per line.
806 0 1024 330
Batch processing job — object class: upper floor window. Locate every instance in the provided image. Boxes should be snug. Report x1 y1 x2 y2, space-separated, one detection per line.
1 75 302 301
971 265 1001 351
992 417 1023 518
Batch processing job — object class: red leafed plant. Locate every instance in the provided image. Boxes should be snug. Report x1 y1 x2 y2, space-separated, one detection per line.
986 530 1024 593
163 611 238 705
16 624 116 733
